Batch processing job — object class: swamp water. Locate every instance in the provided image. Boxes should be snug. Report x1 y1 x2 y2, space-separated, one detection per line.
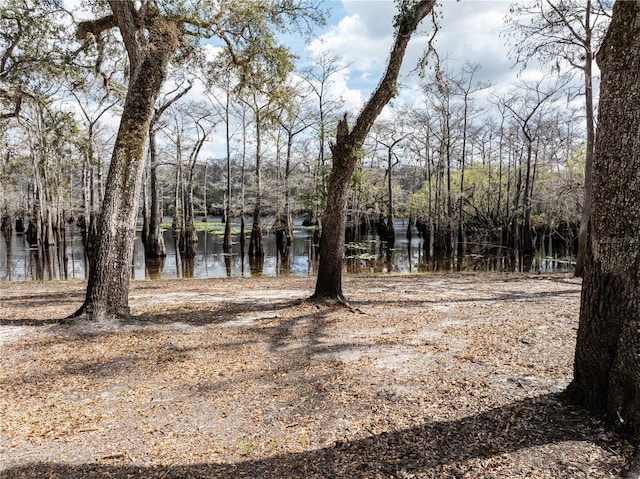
0 217 575 282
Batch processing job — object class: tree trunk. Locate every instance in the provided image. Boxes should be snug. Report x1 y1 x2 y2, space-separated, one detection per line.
521 137 534 265
249 112 264 258
180 176 197 258
312 0 436 302
386 144 396 249
223 93 233 253
574 0 595 278
71 2 181 321
180 127 206 258
141 161 150 245
564 1 640 444
144 83 191 258
313 121 354 302
145 128 166 257
240 116 247 258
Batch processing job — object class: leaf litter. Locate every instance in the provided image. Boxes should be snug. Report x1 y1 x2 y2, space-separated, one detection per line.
0 273 636 478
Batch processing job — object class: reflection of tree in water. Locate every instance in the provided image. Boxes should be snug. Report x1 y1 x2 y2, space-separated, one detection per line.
250 255 264 276
224 254 231 278
1 217 577 281
181 255 195 279
145 257 165 280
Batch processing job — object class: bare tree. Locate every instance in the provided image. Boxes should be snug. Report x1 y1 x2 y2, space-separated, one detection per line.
302 52 349 221
504 0 612 276
502 74 571 270
274 80 315 262
144 80 192 259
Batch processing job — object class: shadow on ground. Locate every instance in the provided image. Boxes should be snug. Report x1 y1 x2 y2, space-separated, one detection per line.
2 394 632 479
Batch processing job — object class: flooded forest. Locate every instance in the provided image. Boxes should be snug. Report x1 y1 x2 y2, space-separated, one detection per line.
1 2 590 282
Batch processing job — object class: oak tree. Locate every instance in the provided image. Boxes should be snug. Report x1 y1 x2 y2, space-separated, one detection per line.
71 0 323 320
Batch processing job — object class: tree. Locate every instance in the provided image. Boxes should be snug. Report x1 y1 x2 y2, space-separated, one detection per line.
69 1 183 320
204 65 237 253
70 0 323 321
564 0 640 455
1 0 71 120
504 0 612 276
68 72 122 254
144 79 192 259
244 88 279 259
302 52 348 222
312 0 437 303
1 0 81 253
416 61 459 262
372 120 408 249
179 105 213 257
449 62 489 269
274 80 314 262
502 74 571 270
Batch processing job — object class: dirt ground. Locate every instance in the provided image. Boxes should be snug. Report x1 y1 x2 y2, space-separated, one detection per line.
0 273 637 478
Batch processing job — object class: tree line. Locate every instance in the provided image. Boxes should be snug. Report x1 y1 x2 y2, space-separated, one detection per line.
1 1 602 274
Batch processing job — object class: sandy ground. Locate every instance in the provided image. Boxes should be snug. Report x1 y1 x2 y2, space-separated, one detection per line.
0 273 637 478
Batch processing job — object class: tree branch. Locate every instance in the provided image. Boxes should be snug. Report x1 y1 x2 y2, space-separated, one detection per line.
76 15 117 41
351 0 436 144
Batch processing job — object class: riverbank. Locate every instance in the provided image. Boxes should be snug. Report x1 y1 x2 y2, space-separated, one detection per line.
0 273 635 478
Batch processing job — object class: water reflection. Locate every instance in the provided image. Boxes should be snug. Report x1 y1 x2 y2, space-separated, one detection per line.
0 217 575 282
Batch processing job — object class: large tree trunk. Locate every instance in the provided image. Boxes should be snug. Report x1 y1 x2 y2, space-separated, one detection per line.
71 2 181 321
313 119 355 302
564 1 640 446
312 0 436 302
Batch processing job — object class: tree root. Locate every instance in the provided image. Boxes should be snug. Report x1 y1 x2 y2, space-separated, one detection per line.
307 294 365 314
57 306 133 327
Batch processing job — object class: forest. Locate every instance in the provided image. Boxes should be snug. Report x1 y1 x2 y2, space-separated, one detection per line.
1 1 639 478
0 0 600 279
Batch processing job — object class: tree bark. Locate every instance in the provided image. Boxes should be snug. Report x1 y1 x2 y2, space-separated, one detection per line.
564 1 640 443
312 0 436 302
71 1 181 321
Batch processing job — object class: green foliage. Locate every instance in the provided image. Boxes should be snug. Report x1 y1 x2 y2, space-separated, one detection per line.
393 0 426 32
199 0 324 97
345 242 369 251
345 241 376 260
1 0 76 117
160 221 242 236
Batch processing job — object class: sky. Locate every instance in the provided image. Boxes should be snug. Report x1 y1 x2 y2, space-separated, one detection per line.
64 0 522 103
302 0 522 113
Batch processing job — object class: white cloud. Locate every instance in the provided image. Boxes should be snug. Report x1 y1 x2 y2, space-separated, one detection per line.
306 0 531 118
308 13 392 77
